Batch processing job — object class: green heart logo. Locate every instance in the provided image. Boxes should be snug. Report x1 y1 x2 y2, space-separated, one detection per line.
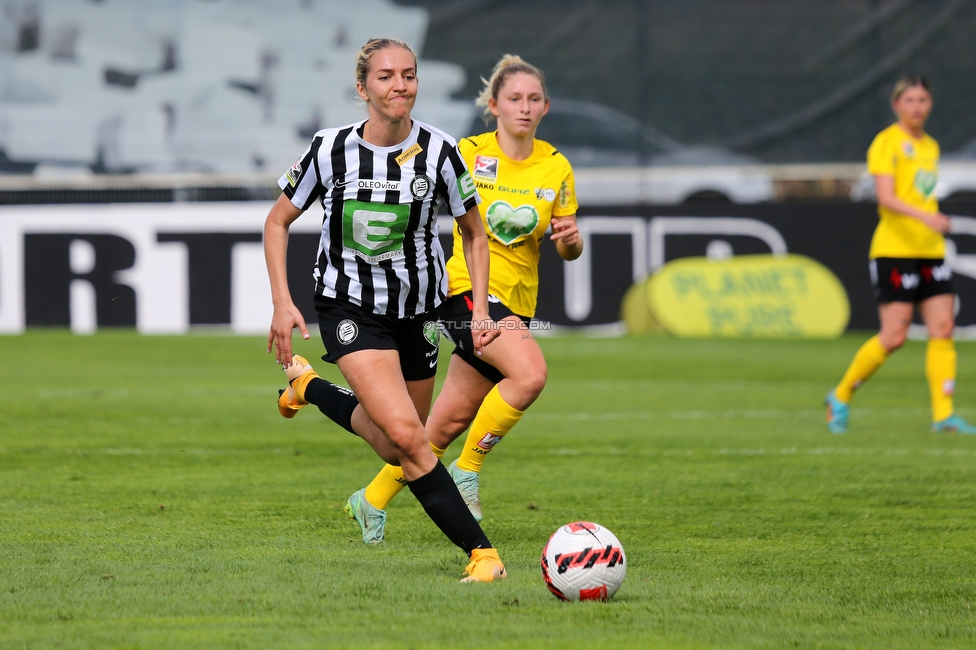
423 321 439 347
914 170 937 197
485 201 539 244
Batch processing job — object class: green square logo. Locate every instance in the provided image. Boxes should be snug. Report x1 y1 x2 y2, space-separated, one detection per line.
342 200 411 262
457 170 476 200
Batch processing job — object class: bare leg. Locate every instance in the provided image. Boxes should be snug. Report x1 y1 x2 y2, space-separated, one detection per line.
336 349 436 480
429 316 547 450
919 294 955 339
877 301 914 352
427 356 495 450
349 376 435 464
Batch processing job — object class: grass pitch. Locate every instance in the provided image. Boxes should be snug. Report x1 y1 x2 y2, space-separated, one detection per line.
2 331 976 649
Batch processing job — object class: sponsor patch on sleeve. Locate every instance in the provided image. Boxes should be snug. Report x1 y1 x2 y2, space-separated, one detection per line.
457 170 476 201
558 180 573 209
285 160 303 187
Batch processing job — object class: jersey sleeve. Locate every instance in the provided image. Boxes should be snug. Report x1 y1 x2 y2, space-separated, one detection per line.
867 130 896 177
278 137 324 211
439 144 481 218
552 161 578 217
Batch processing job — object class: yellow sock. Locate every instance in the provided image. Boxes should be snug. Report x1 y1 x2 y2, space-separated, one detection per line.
364 443 445 510
835 335 889 403
926 338 956 423
456 385 525 473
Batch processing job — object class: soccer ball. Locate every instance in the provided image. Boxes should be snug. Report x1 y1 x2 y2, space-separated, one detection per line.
541 521 626 601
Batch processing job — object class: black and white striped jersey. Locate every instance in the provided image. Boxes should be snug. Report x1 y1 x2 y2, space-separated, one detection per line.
278 119 479 318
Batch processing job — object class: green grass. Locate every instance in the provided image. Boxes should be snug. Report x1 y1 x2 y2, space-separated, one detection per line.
2 331 976 649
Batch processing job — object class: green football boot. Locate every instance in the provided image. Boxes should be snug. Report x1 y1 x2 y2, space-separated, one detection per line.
344 488 387 544
448 459 482 522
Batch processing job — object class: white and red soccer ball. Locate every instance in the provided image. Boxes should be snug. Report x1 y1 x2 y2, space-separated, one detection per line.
541 521 626 601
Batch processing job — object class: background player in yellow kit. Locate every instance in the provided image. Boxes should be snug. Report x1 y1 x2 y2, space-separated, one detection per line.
826 74 975 435
341 54 584 542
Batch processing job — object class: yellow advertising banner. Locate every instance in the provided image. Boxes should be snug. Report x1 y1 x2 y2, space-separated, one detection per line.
625 254 850 338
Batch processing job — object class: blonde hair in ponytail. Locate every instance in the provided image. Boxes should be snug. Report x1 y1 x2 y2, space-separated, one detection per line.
475 54 548 124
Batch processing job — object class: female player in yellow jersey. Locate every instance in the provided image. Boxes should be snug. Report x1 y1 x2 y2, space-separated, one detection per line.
341 54 584 542
826 74 975 435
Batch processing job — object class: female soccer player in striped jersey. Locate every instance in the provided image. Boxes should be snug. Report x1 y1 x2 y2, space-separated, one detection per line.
342 54 584 542
265 38 507 581
826 74 975 435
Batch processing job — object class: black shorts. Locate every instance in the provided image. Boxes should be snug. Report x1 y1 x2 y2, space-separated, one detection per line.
870 258 954 304
314 295 441 381
439 292 530 383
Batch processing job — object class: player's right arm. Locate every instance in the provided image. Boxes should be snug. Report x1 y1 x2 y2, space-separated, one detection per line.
264 193 309 366
874 175 951 234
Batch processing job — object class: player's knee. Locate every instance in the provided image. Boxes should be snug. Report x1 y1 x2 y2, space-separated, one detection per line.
523 364 548 401
511 363 547 406
929 321 954 339
383 420 426 458
882 331 907 351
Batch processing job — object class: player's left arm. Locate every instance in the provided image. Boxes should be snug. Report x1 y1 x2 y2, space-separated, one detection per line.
456 206 500 354
551 214 583 261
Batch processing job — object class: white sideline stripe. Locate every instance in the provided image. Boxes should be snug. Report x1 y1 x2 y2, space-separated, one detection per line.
716 447 976 456
0 447 289 456
3 446 974 458
531 407 933 421
550 446 976 457
0 386 281 400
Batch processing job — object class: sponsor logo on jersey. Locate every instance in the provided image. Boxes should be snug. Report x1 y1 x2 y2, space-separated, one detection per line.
485 200 539 244
395 142 423 166
410 174 432 200
535 187 557 202
558 180 573 209
475 180 494 190
336 319 359 344
473 155 498 182
333 174 349 189
285 160 303 187
456 170 476 200
358 179 401 192
422 320 439 347
913 169 937 197
342 200 410 263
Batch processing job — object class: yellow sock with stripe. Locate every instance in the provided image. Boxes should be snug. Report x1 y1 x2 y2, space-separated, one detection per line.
835 335 889 403
926 338 956 423
364 443 446 510
455 385 525 473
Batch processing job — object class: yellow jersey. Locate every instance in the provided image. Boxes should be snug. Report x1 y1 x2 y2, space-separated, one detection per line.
447 132 577 317
866 123 943 259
